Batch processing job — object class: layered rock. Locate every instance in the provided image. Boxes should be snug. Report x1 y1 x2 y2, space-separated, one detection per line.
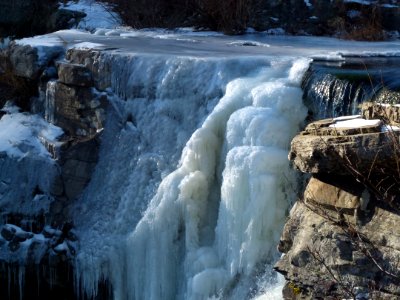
289 116 399 175
276 106 400 299
0 44 108 298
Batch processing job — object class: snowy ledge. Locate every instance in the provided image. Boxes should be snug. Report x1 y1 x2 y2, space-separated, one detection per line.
0 105 63 159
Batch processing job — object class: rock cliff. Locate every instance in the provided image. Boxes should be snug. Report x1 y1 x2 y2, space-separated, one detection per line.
276 104 400 299
0 42 108 299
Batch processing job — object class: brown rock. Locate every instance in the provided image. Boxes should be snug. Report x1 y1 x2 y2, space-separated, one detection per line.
289 127 399 175
275 201 400 299
66 49 111 91
361 101 400 126
57 62 93 87
304 176 362 212
46 81 107 137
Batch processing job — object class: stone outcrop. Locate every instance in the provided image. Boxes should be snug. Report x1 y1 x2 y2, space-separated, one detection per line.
0 44 108 298
289 117 399 175
362 101 400 126
276 106 400 299
0 0 86 38
46 81 106 137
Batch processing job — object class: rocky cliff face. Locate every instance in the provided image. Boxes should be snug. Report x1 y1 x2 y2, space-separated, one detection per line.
275 104 400 299
0 42 108 299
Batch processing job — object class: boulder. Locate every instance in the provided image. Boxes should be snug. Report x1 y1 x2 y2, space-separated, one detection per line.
362 101 400 126
46 81 107 137
9 44 41 79
59 135 100 200
1 225 16 241
304 176 363 212
289 118 400 175
57 62 93 87
66 49 112 91
275 201 400 299
6 43 64 80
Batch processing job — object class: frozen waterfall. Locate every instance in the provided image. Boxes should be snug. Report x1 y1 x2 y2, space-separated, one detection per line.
71 52 309 299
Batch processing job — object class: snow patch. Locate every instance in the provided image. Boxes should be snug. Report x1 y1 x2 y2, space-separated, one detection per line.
0 105 63 158
382 125 400 132
71 42 106 49
16 36 64 65
264 28 286 35
333 115 362 121
329 118 381 128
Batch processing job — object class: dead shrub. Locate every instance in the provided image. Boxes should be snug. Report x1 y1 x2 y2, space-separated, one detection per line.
100 0 261 34
194 0 252 34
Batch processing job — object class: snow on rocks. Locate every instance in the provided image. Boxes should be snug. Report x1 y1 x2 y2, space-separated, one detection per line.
0 222 77 268
290 111 400 175
0 105 63 158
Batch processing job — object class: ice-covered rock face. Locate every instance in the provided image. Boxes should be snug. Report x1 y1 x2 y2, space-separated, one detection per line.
66 46 309 299
4 29 400 300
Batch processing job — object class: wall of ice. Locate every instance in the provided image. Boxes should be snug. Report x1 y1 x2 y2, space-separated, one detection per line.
71 52 309 299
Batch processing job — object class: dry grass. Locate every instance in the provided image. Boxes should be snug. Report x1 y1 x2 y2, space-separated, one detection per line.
100 0 259 34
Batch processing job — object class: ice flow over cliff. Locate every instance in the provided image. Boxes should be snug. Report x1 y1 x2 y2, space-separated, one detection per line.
16 29 399 300
69 51 309 300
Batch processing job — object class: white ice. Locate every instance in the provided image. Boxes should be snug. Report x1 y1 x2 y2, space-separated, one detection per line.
330 118 382 128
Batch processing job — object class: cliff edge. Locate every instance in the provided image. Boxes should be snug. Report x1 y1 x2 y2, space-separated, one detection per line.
275 103 400 299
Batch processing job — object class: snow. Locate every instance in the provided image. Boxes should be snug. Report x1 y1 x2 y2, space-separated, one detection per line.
264 28 286 35
382 4 399 8
16 36 64 65
334 115 362 121
344 0 374 5
228 41 271 47
304 0 313 8
348 10 361 18
329 118 381 128
54 242 68 252
382 125 400 132
71 41 106 49
0 105 63 158
377 103 400 107
61 0 122 31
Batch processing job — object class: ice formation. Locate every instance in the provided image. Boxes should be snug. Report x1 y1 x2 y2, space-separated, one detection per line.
70 50 309 299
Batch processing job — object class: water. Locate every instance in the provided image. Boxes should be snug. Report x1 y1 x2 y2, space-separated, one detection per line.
8 29 400 299
303 57 400 119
